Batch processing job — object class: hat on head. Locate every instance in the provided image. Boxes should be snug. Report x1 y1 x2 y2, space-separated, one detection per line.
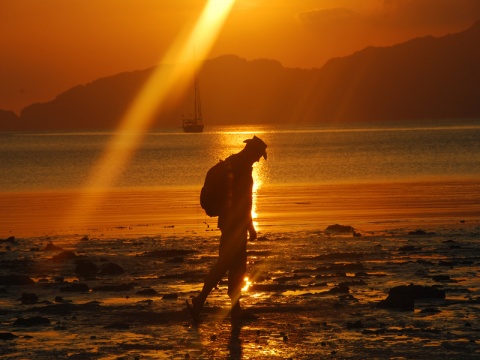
243 135 267 160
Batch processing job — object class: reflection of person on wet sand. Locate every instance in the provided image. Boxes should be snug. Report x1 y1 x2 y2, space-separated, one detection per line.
186 136 268 322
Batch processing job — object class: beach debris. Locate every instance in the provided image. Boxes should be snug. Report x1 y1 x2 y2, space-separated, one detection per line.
328 283 350 294
408 229 435 236
43 242 63 251
399 245 422 252
75 259 98 278
0 274 34 286
0 332 18 340
14 316 50 327
104 322 130 329
346 320 364 329
0 236 16 244
20 293 38 304
432 275 453 282
377 284 446 311
60 283 89 292
420 307 441 315
99 262 125 276
141 249 196 258
136 288 160 297
162 293 178 300
325 224 355 234
51 250 78 262
92 283 134 292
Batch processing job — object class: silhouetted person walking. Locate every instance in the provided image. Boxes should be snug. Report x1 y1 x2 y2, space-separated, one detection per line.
187 136 267 322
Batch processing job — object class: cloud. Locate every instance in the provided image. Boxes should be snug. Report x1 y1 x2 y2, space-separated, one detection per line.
298 0 480 32
297 7 359 28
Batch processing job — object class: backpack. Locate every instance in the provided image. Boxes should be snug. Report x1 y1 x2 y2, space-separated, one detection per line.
200 159 232 217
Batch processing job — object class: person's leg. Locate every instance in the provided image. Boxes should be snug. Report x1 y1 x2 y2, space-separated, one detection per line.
187 232 234 320
227 233 247 317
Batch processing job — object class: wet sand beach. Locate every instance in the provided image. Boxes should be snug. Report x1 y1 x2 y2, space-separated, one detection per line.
1 180 479 359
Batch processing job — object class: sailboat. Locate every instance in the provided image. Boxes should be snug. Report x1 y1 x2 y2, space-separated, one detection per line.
182 69 204 133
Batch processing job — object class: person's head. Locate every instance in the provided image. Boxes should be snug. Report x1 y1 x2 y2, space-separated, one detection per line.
243 136 267 163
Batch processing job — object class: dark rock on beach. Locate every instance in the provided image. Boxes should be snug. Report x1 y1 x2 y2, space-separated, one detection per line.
325 224 355 234
60 283 89 292
75 260 98 278
408 230 435 236
0 275 35 286
52 250 78 262
162 293 178 300
20 293 39 304
99 262 125 276
93 283 134 292
136 288 160 297
0 332 18 340
378 284 446 310
43 242 63 251
399 245 422 252
141 249 196 258
14 316 51 327
0 236 16 244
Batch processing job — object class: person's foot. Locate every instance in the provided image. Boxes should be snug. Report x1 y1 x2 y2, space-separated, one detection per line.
186 298 202 322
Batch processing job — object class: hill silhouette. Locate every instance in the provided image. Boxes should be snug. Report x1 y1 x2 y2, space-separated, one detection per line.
1 20 480 131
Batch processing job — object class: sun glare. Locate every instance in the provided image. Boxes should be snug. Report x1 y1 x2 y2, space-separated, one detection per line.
64 0 236 229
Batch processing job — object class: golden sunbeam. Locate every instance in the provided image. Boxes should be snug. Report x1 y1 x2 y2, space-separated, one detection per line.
64 0 237 229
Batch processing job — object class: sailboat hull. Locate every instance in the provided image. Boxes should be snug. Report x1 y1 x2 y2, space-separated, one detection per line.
183 123 204 133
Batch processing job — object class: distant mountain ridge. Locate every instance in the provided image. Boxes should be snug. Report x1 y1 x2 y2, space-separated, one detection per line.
2 20 480 131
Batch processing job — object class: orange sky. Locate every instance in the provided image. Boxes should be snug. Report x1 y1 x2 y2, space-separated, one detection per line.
1 0 480 113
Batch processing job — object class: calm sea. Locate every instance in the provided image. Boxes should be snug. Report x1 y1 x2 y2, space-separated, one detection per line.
1 120 479 192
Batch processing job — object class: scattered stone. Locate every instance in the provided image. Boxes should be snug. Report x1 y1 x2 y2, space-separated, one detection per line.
399 245 422 252
43 242 63 251
20 293 39 304
52 251 77 262
346 320 364 329
104 322 130 329
408 229 435 236
14 316 50 327
75 260 98 278
0 275 35 286
136 288 160 297
432 275 451 282
325 224 355 234
99 262 125 276
328 283 350 294
60 283 89 292
420 307 441 314
93 283 134 292
0 236 16 243
162 293 178 300
0 332 18 340
377 284 446 310
141 249 196 258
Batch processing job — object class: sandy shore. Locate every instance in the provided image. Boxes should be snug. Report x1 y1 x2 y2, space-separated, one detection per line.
1 180 478 238
1 180 479 359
